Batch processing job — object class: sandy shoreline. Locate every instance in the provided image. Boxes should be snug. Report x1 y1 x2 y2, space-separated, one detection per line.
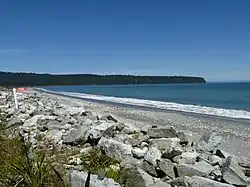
40 90 250 158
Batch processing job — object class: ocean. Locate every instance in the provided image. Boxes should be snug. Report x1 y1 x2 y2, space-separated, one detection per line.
41 82 250 119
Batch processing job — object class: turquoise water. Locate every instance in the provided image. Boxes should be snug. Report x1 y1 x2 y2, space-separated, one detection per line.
42 82 250 119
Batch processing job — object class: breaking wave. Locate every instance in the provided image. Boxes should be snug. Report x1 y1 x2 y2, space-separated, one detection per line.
38 88 250 120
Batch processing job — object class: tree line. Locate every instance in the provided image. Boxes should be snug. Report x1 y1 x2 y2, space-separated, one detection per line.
0 71 206 87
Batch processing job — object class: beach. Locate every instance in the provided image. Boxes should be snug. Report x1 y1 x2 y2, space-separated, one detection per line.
1 88 250 186
42 90 250 158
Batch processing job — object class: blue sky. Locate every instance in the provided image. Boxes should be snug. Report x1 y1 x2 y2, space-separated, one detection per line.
0 0 249 82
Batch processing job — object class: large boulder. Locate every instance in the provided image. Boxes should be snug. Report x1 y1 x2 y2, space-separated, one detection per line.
148 127 177 139
122 123 140 134
23 115 50 127
120 166 170 187
98 137 133 161
66 106 85 116
176 161 214 177
46 129 63 143
99 114 118 122
216 149 232 159
144 147 162 166
142 161 158 177
157 159 175 179
175 152 200 164
88 122 116 141
63 125 90 144
222 156 248 186
149 138 182 160
184 176 234 187
132 147 148 159
196 132 223 153
208 155 223 166
70 170 121 187
176 131 189 145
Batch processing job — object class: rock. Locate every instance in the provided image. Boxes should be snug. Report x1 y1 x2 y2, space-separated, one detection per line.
149 138 182 160
120 166 166 187
142 161 158 177
66 106 84 116
184 176 234 187
211 167 222 180
46 130 63 143
176 161 214 177
222 156 248 186
144 147 162 166
102 125 117 138
116 123 125 131
148 127 177 139
82 110 92 116
7 118 23 128
80 147 93 154
150 182 171 187
157 159 175 179
120 157 143 168
114 133 131 143
209 155 223 166
216 149 232 159
150 138 180 151
125 134 149 147
196 132 223 152
177 152 200 164
239 157 250 169
88 122 115 141
122 124 140 134
166 177 186 186
140 142 149 149
99 114 118 122
98 137 133 161
132 147 148 159
243 168 250 177
23 115 46 127
70 170 121 187
63 126 90 144
177 131 189 145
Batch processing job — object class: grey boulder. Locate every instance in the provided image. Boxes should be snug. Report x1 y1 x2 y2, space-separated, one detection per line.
120 166 170 187
148 127 177 139
184 176 234 187
98 137 133 161
149 138 182 159
196 132 223 152
144 147 162 166
222 156 248 186
63 125 90 144
66 106 84 116
70 170 121 187
176 161 214 177
132 147 148 159
157 159 175 179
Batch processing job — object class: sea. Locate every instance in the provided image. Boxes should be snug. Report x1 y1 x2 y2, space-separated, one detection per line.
41 82 250 120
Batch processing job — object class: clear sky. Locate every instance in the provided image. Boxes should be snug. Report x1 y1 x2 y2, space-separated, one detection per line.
0 0 249 82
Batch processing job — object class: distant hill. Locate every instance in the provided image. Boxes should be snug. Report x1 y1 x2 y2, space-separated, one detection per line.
0 71 206 86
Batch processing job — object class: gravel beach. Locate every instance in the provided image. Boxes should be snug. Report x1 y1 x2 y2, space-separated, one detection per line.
44 90 250 158
2 88 250 186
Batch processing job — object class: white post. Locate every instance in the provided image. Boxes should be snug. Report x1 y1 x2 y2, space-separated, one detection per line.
13 88 18 109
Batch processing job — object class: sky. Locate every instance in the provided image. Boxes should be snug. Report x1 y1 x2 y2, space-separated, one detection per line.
0 0 250 82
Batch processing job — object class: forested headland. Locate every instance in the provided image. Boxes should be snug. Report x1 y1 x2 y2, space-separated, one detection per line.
0 71 206 87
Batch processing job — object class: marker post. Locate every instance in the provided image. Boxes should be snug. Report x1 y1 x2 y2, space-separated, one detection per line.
13 88 18 109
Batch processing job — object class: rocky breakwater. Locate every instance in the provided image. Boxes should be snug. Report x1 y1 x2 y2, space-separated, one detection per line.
1 89 250 187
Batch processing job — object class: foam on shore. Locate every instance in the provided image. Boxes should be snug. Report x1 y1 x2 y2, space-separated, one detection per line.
37 88 250 120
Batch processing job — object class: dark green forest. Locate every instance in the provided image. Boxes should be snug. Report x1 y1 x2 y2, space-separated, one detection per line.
0 71 206 87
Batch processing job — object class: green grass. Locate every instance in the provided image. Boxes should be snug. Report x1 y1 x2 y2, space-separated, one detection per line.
81 149 122 182
0 111 67 187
